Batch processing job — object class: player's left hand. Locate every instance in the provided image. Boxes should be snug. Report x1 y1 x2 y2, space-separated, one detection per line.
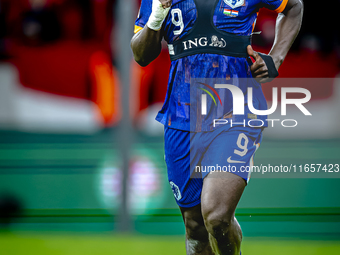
247 45 278 83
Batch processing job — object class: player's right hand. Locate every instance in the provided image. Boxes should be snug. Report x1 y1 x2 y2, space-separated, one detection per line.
147 0 172 31
247 45 270 83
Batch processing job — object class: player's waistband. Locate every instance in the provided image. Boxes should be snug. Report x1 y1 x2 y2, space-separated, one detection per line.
168 33 251 61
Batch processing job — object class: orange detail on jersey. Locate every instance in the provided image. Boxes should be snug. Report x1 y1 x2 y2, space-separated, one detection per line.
134 25 143 33
275 0 288 13
252 12 259 32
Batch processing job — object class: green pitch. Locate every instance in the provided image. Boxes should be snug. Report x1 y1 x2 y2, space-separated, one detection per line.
1 232 340 255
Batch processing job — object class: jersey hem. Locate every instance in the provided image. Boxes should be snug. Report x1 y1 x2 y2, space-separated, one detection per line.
156 115 268 132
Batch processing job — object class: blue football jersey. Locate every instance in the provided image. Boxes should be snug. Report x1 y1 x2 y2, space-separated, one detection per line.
135 0 288 131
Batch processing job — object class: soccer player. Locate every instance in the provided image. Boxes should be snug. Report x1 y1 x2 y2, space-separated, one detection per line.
131 0 303 254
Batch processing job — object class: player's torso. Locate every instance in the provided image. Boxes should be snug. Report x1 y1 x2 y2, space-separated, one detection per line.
162 0 261 44
152 0 268 131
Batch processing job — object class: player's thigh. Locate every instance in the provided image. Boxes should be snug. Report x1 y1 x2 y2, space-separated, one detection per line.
199 127 261 225
201 171 245 226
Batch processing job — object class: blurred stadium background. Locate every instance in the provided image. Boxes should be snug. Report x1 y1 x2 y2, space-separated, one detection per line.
0 0 339 254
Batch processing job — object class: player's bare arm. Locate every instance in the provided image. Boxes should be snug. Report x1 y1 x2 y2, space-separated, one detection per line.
131 0 172 67
131 25 162 67
248 0 304 83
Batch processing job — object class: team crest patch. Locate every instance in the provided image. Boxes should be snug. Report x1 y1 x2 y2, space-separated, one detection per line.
170 181 182 201
223 0 244 9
